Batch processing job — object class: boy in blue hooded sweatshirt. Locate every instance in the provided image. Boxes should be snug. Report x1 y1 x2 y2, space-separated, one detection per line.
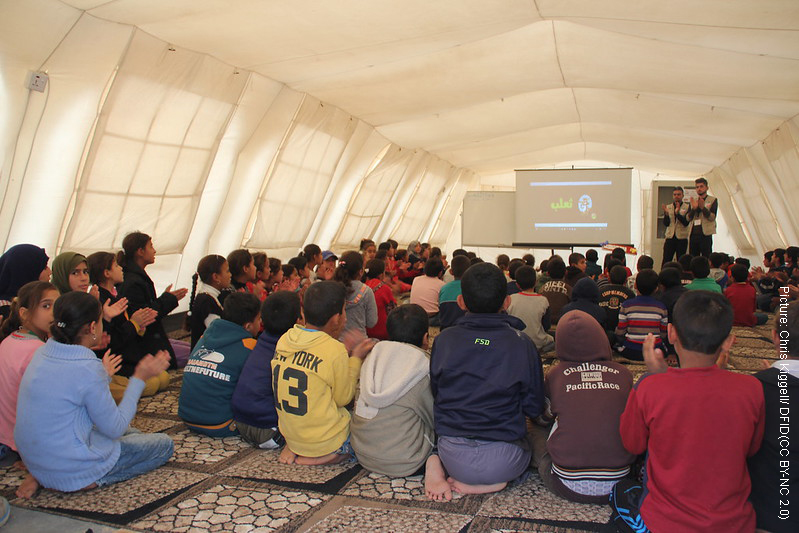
178 292 261 437
231 291 302 449
426 262 545 501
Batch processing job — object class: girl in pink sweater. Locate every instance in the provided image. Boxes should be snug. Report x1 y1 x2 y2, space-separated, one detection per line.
0 281 58 455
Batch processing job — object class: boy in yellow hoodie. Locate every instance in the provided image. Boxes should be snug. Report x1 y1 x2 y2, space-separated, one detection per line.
273 281 375 465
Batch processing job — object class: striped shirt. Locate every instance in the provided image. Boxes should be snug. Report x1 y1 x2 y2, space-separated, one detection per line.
615 296 668 350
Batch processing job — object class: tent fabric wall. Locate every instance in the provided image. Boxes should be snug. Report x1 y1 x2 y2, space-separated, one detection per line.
2 0 799 299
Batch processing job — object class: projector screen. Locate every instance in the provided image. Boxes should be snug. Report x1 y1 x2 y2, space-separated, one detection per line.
514 168 632 246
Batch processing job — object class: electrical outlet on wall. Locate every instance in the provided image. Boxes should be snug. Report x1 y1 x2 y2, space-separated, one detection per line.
27 71 48 92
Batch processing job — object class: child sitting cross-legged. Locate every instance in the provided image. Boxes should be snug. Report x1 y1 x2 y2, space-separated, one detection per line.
351 304 434 477
614 269 668 361
610 290 765 532
230 291 303 449
506 265 554 354
274 281 376 465
178 292 262 437
426 263 545 501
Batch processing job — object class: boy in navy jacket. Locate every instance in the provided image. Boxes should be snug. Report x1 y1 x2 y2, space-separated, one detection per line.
425 263 544 501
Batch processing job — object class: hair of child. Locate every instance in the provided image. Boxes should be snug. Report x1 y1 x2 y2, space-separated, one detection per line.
452 248 468 258
449 255 470 279
388 239 398 250
302 244 322 264
281 264 297 279
609 264 629 285
117 231 151 268
678 253 694 272
508 258 525 280
49 291 102 345
86 251 116 286
0 281 57 342
777 301 799 358
773 248 786 264
253 252 268 275
460 262 507 314
585 249 598 262
637 255 654 271
364 259 385 280
568 252 585 266
522 253 536 267
394 249 408 262
268 257 282 276
547 258 566 280
764 250 774 262
672 290 733 355
360 239 375 252
658 267 682 289
288 256 308 274
466 251 477 260
730 263 748 283
662 261 682 272
734 257 751 269
303 281 346 328
227 249 253 278
709 252 726 269
386 304 429 347
377 242 391 252
635 269 659 296
787 246 799 264
261 290 302 336
375 249 388 261
496 254 510 270
469 256 484 266
222 291 261 327
515 265 536 291
423 258 444 277
690 256 711 279
334 251 363 291
539 259 550 272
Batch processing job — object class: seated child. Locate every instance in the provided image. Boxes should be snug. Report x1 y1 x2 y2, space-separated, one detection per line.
656 266 686 323
426 263 545 501
507 266 554 353
186 254 231 348
584 249 601 280
610 291 765 532
709 252 730 290
334 252 377 349
561 277 607 330
227 249 257 293
178 292 261 437
273 281 375 465
532 310 634 504
364 259 397 340
598 265 636 336
50 251 89 294
506 259 525 295
14 291 173 498
540 258 571 323
685 255 722 293
725 263 768 326
748 300 799 533
0 282 57 462
351 304 434 477
409 258 446 324
626 255 654 295
438 255 470 330
564 252 587 287
231 291 302 449
614 269 668 361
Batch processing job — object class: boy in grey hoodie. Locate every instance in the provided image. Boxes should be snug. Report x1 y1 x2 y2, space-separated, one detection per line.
350 304 435 477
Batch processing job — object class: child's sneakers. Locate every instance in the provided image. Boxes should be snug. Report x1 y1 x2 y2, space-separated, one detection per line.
257 429 285 450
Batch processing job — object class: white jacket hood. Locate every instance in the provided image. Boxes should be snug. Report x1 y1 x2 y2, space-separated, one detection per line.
355 341 429 420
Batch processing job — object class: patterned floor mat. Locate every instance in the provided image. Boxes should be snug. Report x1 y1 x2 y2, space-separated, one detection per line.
7 317 775 532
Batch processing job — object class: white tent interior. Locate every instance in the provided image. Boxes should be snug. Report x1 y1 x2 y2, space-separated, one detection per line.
3 0 799 303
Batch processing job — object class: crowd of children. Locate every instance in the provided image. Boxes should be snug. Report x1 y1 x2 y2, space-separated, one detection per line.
0 235 797 532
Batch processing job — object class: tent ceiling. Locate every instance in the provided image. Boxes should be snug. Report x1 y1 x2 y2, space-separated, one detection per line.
55 0 799 176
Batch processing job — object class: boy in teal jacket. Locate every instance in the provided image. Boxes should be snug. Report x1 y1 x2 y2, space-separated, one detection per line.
179 292 261 437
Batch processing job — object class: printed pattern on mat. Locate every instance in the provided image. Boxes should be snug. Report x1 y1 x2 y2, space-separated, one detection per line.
304 506 473 533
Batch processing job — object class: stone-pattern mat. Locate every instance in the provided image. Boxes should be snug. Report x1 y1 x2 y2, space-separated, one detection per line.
221 449 362 493
304 505 473 533
132 480 331 533
169 428 253 468
137 387 181 415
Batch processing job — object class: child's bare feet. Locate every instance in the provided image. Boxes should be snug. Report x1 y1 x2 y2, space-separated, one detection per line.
447 477 507 495
424 455 452 501
278 447 298 464
16 474 39 499
295 452 348 465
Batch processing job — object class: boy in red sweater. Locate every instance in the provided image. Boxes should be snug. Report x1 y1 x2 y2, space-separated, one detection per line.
725 263 768 326
610 291 765 533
